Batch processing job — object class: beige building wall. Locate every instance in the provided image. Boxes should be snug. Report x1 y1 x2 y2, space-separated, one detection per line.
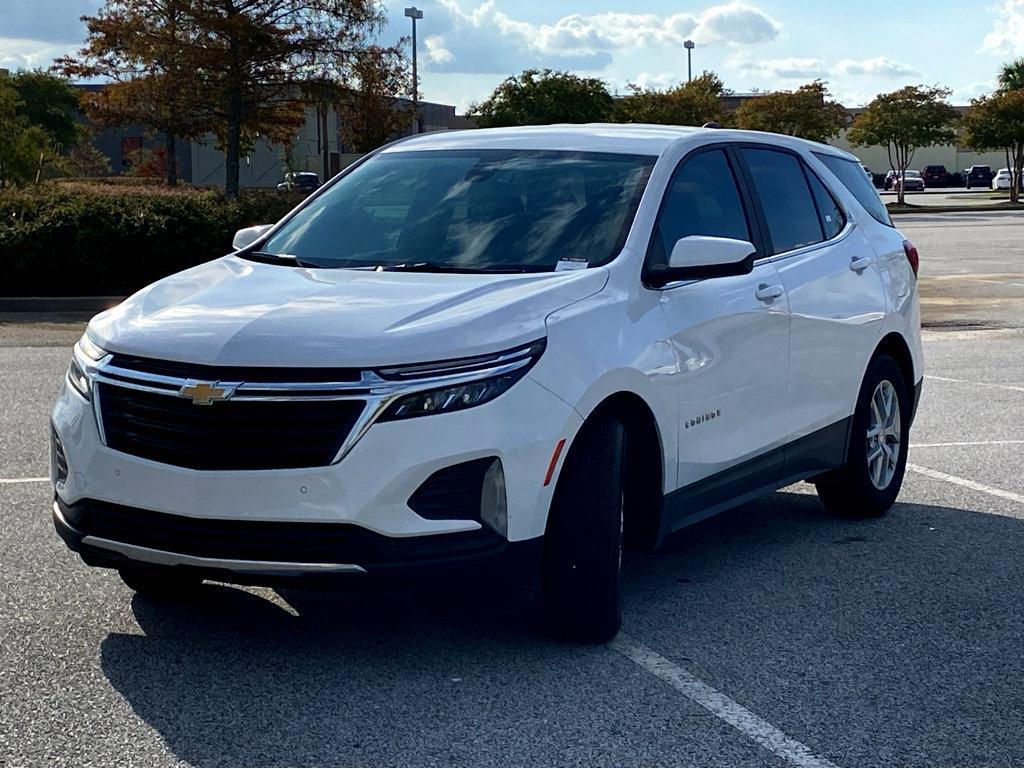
830 130 1010 175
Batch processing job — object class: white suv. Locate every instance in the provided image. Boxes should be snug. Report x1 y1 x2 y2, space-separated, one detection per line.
51 125 922 641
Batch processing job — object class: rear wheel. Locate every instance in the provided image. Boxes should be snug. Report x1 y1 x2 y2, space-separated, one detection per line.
541 414 625 643
118 566 204 597
815 354 910 518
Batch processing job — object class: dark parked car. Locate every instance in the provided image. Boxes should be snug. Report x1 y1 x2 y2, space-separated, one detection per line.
921 164 956 187
277 172 321 193
965 166 994 189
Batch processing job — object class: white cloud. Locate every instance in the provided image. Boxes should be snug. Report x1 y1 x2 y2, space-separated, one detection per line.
733 56 828 80
629 72 679 91
834 56 919 77
0 37 78 70
424 35 454 65
693 2 781 45
982 0 1024 54
422 1 782 74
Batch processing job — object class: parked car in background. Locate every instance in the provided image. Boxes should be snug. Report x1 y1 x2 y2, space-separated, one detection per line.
893 170 924 192
965 166 994 189
921 165 955 187
883 170 897 190
277 172 321 193
50 125 923 642
862 165 872 181
991 168 1023 190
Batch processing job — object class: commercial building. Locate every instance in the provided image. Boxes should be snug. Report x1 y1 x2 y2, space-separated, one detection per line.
75 84 464 188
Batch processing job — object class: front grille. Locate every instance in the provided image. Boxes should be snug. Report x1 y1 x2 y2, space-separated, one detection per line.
98 384 364 470
59 498 502 564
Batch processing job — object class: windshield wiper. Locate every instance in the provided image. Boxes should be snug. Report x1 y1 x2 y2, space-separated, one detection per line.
381 262 550 274
247 250 319 268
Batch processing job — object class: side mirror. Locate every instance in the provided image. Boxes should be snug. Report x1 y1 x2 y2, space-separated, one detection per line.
232 224 273 251
646 235 756 287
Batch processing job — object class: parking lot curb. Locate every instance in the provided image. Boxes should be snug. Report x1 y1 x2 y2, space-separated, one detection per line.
0 297 124 313
889 205 1024 215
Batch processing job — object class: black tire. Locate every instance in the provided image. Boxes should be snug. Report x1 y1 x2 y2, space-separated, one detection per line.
118 566 203 597
815 354 910 518
541 414 625 643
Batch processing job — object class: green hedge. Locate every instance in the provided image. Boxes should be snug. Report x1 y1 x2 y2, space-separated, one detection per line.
0 183 306 296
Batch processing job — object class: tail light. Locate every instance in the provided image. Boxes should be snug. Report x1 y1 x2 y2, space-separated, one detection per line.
903 239 919 276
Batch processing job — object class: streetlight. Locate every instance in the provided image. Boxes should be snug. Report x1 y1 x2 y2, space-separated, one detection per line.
405 6 424 133
684 39 695 83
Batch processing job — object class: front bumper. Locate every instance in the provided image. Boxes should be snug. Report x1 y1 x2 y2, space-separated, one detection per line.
53 496 543 591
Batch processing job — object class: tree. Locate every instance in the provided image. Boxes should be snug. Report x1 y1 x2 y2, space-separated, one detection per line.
734 80 848 143
847 85 959 205
962 91 1024 203
0 79 50 188
188 0 384 197
470 69 613 127
57 0 209 186
66 138 113 177
999 58 1024 92
338 44 413 153
9 70 82 151
613 72 726 126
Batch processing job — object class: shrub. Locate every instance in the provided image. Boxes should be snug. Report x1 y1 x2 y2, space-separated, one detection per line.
0 184 305 296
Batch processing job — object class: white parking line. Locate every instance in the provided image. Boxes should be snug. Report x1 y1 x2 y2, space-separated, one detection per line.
911 440 1024 448
907 463 1024 506
925 374 1024 393
612 634 834 768
0 477 48 485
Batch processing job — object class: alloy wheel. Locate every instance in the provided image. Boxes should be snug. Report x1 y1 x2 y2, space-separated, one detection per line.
866 379 901 490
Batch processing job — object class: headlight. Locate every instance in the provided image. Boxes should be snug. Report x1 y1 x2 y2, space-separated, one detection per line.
67 333 106 399
378 340 545 421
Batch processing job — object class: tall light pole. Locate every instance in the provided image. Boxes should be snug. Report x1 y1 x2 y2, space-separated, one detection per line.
684 39 695 83
405 6 424 133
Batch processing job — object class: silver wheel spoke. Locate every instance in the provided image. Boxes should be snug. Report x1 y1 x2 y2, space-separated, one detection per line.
866 379 901 490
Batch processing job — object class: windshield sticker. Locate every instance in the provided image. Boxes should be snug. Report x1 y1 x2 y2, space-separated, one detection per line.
555 258 589 271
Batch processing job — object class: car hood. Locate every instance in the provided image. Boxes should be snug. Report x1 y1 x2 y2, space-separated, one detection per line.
88 256 609 367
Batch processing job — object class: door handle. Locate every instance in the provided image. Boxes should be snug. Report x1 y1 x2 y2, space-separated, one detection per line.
755 284 784 302
849 256 872 272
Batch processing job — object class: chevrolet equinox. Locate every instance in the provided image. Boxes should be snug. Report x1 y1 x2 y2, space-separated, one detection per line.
51 125 923 642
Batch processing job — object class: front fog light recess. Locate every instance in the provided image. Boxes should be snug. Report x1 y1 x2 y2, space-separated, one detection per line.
480 459 508 537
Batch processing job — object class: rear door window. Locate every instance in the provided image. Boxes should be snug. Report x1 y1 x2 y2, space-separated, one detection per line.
740 147 822 254
805 169 845 240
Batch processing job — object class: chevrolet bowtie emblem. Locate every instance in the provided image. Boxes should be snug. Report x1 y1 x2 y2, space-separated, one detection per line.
179 380 232 405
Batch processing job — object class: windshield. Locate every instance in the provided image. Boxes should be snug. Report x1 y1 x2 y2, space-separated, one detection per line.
904 171 921 177
257 149 655 272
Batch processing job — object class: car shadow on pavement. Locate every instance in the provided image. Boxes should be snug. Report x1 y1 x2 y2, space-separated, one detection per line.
98 488 1024 766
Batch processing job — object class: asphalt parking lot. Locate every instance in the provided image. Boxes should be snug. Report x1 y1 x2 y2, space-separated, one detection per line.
2 211 1024 766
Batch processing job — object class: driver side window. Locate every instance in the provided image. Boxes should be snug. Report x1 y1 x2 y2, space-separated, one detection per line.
648 148 751 267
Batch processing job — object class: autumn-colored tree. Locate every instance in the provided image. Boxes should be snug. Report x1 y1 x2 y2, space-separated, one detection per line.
470 69 614 127
962 90 1024 203
188 0 384 197
734 80 847 143
66 138 113 177
338 44 413 153
57 0 207 186
848 85 959 205
613 72 726 126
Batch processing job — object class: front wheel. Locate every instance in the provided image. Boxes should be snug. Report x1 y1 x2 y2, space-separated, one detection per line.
541 414 625 643
815 354 910 517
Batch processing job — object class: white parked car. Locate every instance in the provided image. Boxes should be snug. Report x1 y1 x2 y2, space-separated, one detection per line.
991 168 1021 190
51 125 923 641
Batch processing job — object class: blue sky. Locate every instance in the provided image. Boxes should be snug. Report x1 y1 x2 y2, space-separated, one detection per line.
2 0 1023 112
